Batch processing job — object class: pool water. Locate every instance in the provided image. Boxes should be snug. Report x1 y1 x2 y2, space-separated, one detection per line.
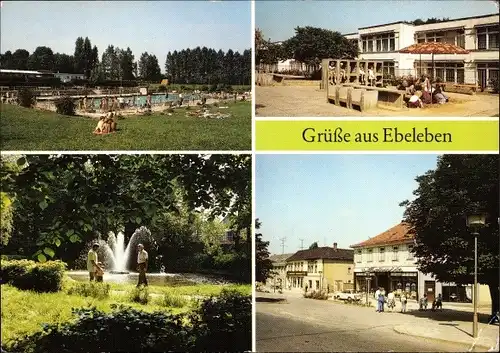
66 271 230 286
84 93 202 109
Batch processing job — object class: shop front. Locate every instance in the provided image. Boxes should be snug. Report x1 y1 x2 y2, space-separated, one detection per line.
286 271 306 291
354 269 418 299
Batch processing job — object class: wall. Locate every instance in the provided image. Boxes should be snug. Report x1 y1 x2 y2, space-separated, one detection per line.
322 260 354 292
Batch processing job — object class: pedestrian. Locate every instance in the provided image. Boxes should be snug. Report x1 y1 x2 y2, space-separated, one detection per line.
377 292 385 312
400 292 408 313
387 291 395 312
136 243 149 287
87 243 103 281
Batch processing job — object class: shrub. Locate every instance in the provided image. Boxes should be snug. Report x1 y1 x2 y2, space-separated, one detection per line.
17 88 36 108
12 306 194 353
304 290 328 300
54 97 76 116
128 286 150 304
489 77 499 94
190 289 252 352
66 282 110 299
159 292 189 308
157 85 167 92
0 259 66 292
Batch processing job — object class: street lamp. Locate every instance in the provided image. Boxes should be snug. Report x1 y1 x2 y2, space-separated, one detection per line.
466 213 487 338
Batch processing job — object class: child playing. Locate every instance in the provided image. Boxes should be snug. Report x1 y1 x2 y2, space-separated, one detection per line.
95 262 104 282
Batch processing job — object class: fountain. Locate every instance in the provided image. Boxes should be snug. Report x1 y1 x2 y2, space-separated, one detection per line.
105 230 141 274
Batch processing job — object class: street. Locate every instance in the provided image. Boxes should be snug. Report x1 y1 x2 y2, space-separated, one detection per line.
256 295 490 352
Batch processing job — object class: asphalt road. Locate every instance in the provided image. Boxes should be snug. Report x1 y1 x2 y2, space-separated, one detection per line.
256 299 484 352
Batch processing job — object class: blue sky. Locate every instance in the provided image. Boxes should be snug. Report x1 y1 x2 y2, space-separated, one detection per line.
256 154 440 255
0 1 251 72
256 0 499 41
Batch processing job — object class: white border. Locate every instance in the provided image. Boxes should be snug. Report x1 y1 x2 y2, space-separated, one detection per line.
250 0 257 351
255 117 500 121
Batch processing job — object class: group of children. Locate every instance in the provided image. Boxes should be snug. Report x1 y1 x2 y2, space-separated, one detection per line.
404 75 450 108
93 111 118 134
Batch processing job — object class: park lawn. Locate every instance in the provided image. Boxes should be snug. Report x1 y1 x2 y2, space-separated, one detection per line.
0 101 251 151
0 284 192 350
107 282 251 296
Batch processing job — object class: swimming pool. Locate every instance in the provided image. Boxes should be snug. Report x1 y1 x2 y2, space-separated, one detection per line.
85 93 202 108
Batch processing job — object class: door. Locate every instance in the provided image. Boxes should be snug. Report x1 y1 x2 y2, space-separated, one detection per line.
424 281 436 302
478 69 487 90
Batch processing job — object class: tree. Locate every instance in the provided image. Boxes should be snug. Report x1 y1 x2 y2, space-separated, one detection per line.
283 26 359 67
309 242 319 249
0 51 13 68
400 155 499 317
118 47 135 80
138 52 162 82
11 49 30 70
73 37 85 74
4 155 251 266
28 46 55 71
54 53 75 73
101 45 120 80
255 219 274 283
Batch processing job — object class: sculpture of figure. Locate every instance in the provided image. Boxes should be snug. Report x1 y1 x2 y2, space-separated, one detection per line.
328 61 336 85
359 64 366 85
339 62 346 83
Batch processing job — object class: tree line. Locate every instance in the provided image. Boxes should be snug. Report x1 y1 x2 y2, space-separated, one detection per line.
0 36 251 85
256 27 359 72
165 48 251 85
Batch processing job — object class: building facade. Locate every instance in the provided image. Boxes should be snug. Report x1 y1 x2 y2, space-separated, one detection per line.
54 72 85 83
351 222 492 306
266 253 294 289
345 14 499 88
351 223 441 302
285 243 354 293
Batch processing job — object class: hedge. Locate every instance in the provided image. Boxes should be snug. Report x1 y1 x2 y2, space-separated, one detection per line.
0 259 66 292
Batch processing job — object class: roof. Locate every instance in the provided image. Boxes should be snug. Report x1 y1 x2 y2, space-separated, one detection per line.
358 13 498 31
286 247 354 262
269 253 294 263
350 223 413 248
399 42 469 55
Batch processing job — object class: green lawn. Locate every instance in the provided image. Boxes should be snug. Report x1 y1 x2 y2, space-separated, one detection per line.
0 101 251 151
2 280 250 350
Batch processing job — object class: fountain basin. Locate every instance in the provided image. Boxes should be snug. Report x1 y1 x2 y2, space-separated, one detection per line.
109 271 130 274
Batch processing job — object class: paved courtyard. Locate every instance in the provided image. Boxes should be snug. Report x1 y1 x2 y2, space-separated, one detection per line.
256 293 498 352
255 85 500 117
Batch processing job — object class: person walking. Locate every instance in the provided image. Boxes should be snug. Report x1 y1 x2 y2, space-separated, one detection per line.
400 292 408 313
136 243 149 287
377 291 385 313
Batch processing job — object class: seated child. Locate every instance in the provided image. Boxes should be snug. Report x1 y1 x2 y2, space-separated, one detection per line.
95 262 104 282
94 116 106 133
408 91 424 108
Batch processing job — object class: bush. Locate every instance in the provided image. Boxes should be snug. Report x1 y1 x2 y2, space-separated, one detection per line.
1 259 66 292
159 292 189 308
12 306 194 353
17 88 36 108
54 97 76 116
304 290 328 300
66 282 110 299
489 77 499 94
190 289 251 352
128 286 150 304
157 85 167 92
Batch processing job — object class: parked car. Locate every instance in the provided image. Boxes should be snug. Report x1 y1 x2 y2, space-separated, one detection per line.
333 290 362 302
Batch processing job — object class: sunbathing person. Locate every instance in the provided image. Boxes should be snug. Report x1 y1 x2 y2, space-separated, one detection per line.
94 116 106 133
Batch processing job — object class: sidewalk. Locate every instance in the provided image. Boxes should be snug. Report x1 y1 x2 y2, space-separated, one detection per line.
394 321 499 351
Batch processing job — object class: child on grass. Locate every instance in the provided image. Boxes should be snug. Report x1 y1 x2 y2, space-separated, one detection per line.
95 262 104 282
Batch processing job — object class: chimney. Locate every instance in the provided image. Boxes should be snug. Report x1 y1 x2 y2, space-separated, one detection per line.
333 242 338 250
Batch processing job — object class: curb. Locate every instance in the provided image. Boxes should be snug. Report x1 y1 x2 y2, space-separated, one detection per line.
393 325 493 351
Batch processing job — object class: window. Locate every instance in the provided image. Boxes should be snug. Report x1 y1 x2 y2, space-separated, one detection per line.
367 249 373 262
408 245 414 260
307 261 314 273
392 246 399 261
477 26 499 50
314 263 317 273
348 266 352 274
382 62 395 78
425 62 465 83
417 30 465 48
356 249 362 263
316 280 320 289
361 32 396 53
379 247 385 262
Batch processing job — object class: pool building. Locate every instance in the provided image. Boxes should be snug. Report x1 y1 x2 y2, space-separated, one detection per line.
271 13 499 90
